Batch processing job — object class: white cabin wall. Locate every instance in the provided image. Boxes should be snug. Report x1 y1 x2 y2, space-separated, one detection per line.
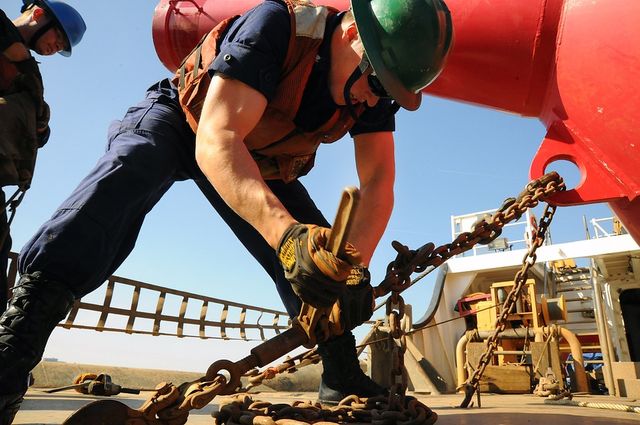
413 271 478 392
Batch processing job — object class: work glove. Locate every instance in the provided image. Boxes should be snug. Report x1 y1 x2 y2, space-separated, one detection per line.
277 223 361 308
13 57 50 141
337 266 375 331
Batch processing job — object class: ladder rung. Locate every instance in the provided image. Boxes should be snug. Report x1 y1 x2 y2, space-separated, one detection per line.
557 287 593 292
564 297 593 302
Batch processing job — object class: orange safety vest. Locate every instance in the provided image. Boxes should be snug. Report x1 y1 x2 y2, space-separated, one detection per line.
173 0 363 183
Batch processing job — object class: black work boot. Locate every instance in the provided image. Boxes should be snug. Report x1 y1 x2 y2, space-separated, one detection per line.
0 392 25 425
0 273 75 424
317 331 386 405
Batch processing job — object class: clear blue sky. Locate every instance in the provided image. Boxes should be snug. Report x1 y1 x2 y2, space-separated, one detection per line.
7 1 611 372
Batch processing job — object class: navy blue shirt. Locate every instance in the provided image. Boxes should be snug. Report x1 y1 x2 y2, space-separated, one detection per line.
152 0 395 136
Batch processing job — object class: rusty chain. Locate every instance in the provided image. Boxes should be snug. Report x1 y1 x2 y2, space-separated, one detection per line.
138 376 229 424
458 201 558 408
385 293 412 414
375 172 565 300
243 348 320 390
214 393 438 425
128 172 565 424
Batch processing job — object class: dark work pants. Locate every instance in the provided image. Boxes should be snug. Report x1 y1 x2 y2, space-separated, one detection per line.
18 90 329 318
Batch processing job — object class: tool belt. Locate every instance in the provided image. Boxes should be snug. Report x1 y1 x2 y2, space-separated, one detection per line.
0 90 39 188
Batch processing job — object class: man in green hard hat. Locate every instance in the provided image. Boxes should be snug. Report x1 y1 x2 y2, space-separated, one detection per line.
0 0 451 421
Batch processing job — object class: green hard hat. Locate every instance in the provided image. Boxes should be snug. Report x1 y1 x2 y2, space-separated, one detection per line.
351 0 453 110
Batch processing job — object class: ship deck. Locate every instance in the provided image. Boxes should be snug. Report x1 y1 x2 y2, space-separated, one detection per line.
14 389 640 424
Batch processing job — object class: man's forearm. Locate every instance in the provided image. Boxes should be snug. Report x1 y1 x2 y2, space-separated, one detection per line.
195 132 296 248
350 177 394 265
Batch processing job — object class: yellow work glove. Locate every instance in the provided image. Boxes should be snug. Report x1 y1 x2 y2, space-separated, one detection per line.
277 223 361 307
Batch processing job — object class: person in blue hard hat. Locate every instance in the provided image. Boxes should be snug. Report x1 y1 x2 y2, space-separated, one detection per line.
0 2 85 405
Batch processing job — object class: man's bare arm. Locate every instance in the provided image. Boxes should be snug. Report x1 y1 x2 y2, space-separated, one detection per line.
195 74 297 248
350 131 395 265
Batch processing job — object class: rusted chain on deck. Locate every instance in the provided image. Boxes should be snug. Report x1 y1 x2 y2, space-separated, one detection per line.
213 393 438 425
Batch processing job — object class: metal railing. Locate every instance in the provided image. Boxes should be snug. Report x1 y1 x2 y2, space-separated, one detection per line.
590 216 629 239
450 208 539 256
7 253 290 342
61 274 291 341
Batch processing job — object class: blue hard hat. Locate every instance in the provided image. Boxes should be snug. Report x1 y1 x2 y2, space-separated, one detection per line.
36 0 86 56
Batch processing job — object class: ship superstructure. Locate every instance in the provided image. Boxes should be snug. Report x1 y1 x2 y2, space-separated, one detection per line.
405 210 640 399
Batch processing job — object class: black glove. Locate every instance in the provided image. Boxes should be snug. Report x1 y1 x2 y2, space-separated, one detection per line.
338 266 375 331
277 223 361 308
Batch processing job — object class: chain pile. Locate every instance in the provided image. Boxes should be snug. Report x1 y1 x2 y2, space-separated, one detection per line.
214 393 437 425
